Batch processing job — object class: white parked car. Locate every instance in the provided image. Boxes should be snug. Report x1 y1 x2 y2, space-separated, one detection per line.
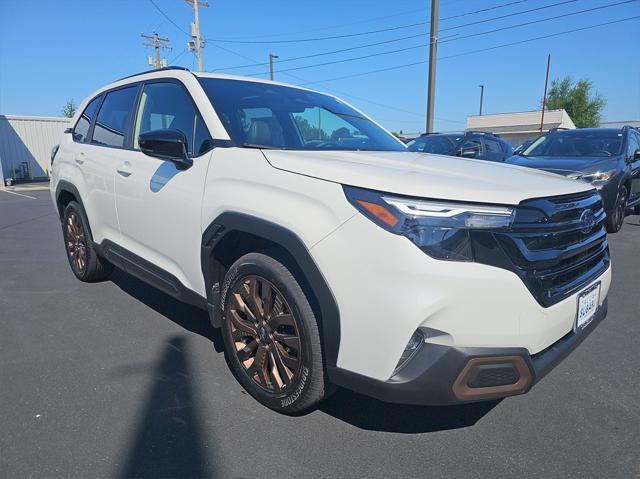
50 67 611 413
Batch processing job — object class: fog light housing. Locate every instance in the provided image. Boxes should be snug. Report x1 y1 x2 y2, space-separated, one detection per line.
393 329 424 375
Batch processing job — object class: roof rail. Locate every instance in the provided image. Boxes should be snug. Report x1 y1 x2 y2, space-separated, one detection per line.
114 66 192 83
548 127 570 133
464 130 500 138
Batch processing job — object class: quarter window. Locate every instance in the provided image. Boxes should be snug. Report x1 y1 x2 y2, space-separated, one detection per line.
484 138 502 154
133 82 212 156
73 96 101 143
92 86 138 148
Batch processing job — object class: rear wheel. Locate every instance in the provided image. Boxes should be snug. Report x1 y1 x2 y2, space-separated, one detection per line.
605 187 628 233
220 252 328 414
62 201 113 282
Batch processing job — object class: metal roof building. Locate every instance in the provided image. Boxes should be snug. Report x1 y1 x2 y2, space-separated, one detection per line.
0 115 70 185
466 109 576 147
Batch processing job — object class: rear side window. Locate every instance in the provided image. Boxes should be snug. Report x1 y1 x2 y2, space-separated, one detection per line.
92 86 139 148
73 96 101 142
133 81 212 156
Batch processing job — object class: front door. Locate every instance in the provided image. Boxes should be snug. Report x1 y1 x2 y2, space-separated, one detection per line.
114 80 214 295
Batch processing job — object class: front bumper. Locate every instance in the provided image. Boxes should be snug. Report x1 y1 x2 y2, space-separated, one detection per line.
328 299 607 406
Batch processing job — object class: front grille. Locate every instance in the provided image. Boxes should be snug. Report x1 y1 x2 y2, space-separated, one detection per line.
473 190 610 307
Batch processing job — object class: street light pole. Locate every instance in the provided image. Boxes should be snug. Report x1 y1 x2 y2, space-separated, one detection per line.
269 54 279 81
425 0 439 133
478 85 485 116
540 54 551 133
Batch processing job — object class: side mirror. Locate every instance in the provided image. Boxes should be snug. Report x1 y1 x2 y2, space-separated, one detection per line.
139 129 193 169
634 148 640 161
459 147 478 159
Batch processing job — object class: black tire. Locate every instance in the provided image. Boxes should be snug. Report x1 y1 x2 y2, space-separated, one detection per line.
220 252 328 414
62 201 113 282
605 187 628 233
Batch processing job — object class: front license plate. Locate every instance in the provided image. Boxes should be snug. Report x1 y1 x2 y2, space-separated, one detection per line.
576 282 600 331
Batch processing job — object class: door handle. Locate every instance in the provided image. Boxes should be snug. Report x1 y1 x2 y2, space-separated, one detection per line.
74 152 85 165
116 162 133 177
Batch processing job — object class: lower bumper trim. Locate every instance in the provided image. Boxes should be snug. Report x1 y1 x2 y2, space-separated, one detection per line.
328 299 607 406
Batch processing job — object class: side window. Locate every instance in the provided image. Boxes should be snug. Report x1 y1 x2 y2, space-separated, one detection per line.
92 86 138 148
73 96 101 143
459 138 483 156
627 131 640 157
193 115 214 156
484 138 503 154
133 82 211 156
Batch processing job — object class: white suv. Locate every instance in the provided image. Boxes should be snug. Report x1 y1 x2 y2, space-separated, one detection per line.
50 67 611 414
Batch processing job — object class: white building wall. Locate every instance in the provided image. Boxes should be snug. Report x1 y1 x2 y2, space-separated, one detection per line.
0 115 70 182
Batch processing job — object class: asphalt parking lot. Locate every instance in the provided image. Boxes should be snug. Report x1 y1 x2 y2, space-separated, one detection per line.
0 188 638 478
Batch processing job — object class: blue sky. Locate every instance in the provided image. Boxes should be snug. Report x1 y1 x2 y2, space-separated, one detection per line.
0 0 638 133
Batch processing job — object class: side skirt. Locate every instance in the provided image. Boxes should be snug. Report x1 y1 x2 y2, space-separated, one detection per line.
95 240 207 310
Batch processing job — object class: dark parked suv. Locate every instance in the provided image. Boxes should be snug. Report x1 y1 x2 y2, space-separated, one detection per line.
407 131 513 162
506 126 640 233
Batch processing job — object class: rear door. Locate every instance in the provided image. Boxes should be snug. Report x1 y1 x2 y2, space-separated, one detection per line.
114 79 214 294
77 85 139 243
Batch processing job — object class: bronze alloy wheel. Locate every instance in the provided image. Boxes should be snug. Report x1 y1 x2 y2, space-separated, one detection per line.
227 275 303 393
65 211 87 274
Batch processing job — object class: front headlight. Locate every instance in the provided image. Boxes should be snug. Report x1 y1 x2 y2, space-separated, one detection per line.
344 186 514 261
576 169 616 183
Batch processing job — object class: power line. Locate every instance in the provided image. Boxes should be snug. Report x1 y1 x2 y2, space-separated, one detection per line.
440 0 530 20
439 0 578 32
298 15 640 85
242 0 637 77
204 0 564 44
148 0 191 37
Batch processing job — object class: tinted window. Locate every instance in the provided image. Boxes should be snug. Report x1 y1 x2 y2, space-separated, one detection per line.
407 135 459 154
460 138 483 156
92 86 138 148
133 82 212 156
198 78 404 152
73 96 101 143
484 138 502 154
523 131 623 158
626 131 640 157
194 115 213 156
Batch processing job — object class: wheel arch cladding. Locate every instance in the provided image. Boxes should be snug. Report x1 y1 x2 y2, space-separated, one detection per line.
55 181 95 240
201 212 341 368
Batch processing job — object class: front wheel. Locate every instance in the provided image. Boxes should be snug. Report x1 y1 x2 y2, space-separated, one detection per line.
605 187 628 233
220 252 328 414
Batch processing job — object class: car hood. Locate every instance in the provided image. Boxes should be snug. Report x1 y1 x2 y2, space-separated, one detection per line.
262 150 593 205
506 155 616 177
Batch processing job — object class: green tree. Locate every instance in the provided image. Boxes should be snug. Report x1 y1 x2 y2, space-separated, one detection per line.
544 76 606 128
62 99 77 118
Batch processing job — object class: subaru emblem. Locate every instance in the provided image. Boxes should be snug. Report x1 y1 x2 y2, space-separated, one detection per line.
580 209 596 232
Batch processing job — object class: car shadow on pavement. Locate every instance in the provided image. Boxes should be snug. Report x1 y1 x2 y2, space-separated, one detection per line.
118 336 215 478
110 268 225 353
319 388 501 434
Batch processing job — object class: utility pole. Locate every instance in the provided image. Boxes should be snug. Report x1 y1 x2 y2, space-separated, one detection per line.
425 0 439 133
540 54 551 133
269 54 279 81
186 0 209 71
478 85 485 116
141 32 172 69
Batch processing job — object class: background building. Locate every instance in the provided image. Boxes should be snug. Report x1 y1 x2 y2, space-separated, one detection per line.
0 115 69 185
466 109 576 147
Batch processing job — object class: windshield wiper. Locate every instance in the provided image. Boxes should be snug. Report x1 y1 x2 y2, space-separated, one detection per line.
241 143 288 150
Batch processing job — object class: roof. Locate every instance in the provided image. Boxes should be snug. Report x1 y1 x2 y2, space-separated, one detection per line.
467 109 576 134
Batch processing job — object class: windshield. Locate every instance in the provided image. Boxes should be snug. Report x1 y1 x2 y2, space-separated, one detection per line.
198 78 405 152
522 131 623 157
407 135 460 154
